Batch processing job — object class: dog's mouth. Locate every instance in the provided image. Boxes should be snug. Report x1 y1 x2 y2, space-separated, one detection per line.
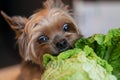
51 39 73 56
52 44 72 56
58 44 70 52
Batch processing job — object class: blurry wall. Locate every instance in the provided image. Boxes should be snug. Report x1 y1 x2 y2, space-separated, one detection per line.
73 0 120 37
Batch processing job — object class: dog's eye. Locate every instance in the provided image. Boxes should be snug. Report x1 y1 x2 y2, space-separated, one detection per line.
38 35 49 43
63 23 70 32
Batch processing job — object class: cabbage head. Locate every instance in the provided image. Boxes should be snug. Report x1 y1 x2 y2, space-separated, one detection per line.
42 46 116 80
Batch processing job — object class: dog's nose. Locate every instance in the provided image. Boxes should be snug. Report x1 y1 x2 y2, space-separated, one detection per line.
56 39 69 52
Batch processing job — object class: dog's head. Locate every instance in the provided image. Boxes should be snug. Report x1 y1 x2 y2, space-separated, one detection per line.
1 0 82 65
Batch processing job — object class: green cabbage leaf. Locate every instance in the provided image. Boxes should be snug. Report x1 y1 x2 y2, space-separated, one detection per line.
42 46 116 80
75 28 120 79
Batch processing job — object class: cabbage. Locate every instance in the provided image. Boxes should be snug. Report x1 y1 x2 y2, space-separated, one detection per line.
42 46 116 80
75 28 120 79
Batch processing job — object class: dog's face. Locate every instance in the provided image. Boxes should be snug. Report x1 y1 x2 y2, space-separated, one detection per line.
1 0 82 65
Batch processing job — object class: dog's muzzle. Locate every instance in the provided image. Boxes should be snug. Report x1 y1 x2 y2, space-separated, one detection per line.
56 39 70 53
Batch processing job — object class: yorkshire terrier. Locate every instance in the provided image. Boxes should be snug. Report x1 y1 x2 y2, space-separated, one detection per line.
1 0 82 80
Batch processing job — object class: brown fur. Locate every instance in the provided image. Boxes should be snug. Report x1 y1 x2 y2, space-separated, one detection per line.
1 0 82 80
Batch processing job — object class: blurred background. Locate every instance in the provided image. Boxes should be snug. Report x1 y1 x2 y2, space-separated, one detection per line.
73 0 120 37
0 0 120 69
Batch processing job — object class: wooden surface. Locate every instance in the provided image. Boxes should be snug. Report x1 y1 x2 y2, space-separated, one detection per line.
0 65 21 80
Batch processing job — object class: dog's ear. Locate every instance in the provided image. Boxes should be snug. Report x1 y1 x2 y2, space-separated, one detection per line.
44 0 69 11
1 11 28 38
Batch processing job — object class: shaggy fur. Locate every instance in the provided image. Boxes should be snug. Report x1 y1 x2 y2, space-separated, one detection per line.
1 0 82 80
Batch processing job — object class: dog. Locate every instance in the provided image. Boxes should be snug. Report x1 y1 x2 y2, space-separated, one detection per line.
1 0 82 80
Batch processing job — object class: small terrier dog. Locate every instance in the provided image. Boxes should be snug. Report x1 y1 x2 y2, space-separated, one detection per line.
1 0 82 80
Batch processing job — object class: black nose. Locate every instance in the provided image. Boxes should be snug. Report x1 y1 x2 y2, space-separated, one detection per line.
56 39 69 52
